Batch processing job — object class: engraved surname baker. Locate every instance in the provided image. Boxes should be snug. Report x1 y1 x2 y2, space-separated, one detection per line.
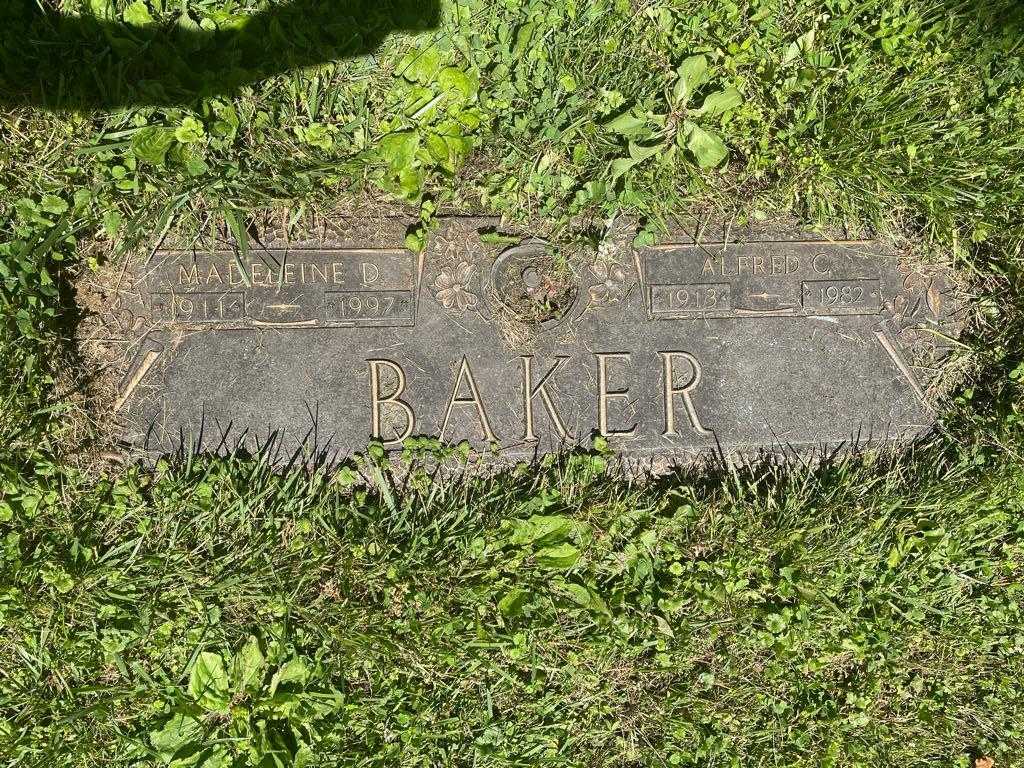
660 351 711 437
521 356 572 441
440 357 497 442
368 359 416 445
596 353 637 438
365 351 714 446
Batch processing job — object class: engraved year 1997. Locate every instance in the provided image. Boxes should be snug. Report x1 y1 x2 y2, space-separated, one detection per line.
325 290 413 322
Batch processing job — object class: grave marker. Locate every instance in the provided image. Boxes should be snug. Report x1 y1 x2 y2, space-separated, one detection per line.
90 219 954 464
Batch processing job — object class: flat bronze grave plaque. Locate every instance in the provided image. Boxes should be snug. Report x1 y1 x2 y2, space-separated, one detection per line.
89 219 954 464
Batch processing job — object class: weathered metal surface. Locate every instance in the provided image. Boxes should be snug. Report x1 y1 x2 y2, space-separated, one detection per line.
92 218 954 464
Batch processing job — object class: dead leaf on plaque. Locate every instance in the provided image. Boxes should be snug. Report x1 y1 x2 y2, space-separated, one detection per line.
926 280 943 318
903 272 929 293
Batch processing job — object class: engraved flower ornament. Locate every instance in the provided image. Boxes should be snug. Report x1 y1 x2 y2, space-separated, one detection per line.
589 259 628 306
433 261 480 312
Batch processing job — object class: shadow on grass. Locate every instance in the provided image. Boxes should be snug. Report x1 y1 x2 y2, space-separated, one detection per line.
0 0 441 111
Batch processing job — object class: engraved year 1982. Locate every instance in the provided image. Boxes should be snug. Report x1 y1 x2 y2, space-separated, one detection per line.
818 284 863 305
802 279 879 312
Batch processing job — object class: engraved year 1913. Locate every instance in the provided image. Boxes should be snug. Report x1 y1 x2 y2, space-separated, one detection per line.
650 283 732 317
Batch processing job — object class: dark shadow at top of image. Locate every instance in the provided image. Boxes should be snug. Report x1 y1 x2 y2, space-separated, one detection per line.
0 0 441 111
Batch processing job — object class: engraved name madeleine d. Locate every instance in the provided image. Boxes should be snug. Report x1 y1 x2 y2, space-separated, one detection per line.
367 352 709 446
175 251 412 289
179 261 355 287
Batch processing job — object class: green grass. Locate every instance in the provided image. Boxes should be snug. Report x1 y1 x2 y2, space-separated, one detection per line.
2 448 1023 766
2 0 1024 765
